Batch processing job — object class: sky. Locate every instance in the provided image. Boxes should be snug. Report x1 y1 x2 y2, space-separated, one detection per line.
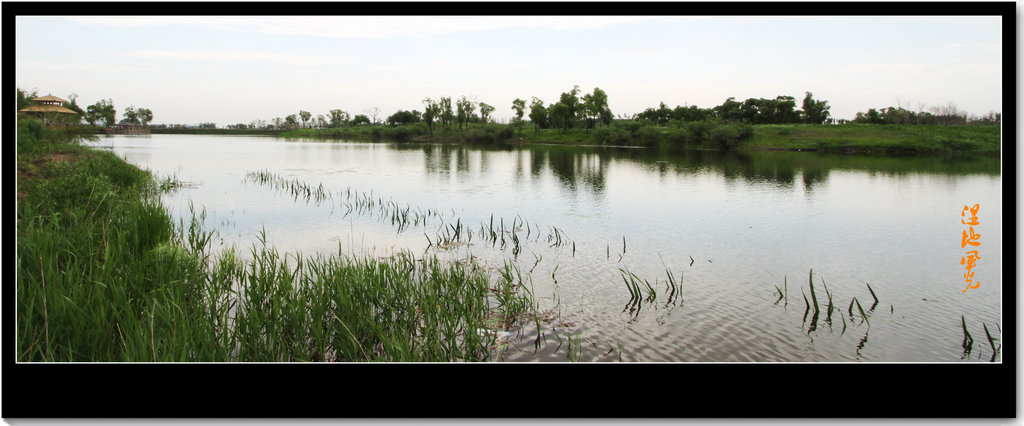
15 14 1004 127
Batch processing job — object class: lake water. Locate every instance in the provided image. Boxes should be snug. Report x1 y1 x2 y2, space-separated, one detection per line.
88 134 1004 362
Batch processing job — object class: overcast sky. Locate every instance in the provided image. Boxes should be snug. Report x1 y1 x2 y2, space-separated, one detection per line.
15 15 1004 126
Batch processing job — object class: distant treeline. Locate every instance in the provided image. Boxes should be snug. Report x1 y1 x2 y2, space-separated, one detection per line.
19 85 1000 155
851 103 1001 126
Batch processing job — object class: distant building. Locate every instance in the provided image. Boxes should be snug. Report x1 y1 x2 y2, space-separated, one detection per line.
18 94 78 126
107 123 149 134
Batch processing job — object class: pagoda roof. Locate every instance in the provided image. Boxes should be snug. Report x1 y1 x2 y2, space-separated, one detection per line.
32 94 68 104
19 104 77 114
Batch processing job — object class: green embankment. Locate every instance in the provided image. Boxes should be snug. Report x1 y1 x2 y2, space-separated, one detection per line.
149 121 1001 156
17 119 536 362
745 123 1002 156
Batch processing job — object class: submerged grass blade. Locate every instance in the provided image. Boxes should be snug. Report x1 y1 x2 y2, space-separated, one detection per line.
854 298 869 327
807 269 819 315
961 315 973 352
866 283 879 309
983 322 998 355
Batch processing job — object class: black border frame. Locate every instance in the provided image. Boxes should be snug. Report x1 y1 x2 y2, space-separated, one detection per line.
6 2 1016 419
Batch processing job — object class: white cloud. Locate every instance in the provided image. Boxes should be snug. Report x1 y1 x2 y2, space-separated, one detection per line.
17 60 155 74
64 16 652 39
126 49 348 66
835 63 936 74
945 39 1001 52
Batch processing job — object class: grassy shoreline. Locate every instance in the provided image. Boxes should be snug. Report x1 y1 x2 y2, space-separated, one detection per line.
17 120 541 362
148 122 1001 156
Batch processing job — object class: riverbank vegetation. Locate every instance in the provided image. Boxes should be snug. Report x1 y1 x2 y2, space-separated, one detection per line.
16 119 542 362
195 85 1002 156
20 86 1000 156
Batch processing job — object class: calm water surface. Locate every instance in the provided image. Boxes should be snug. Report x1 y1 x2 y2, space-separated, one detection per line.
89 134 1003 362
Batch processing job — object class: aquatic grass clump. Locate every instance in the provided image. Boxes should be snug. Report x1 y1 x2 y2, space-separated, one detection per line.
243 170 579 259
220 237 538 362
18 128 544 362
619 266 682 317
17 141 224 361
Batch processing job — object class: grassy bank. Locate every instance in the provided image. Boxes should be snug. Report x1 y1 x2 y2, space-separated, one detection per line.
17 119 539 362
745 123 1002 156
150 121 1001 156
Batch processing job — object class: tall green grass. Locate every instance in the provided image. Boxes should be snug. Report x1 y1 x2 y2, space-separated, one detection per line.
17 120 540 362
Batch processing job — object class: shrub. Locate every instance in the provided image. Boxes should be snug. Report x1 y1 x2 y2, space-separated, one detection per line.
709 125 741 149
633 126 662 147
664 127 692 148
383 126 413 142
462 124 514 145
591 126 631 146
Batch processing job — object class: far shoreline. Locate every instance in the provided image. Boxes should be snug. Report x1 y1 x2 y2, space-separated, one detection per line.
131 122 1002 157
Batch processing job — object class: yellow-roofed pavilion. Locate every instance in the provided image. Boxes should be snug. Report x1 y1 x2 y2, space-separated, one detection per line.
18 94 78 125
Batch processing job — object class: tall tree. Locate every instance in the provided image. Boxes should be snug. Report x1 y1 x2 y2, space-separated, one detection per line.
62 93 85 124
478 102 495 124
528 97 547 134
549 102 570 134
440 97 454 129
17 88 38 110
351 114 371 125
558 85 582 129
581 87 611 131
137 107 153 125
422 98 439 135
714 97 744 122
299 110 311 128
592 87 612 126
120 106 140 124
365 107 381 125
86 99 116 126
511 98 527 136
801 92 831 124
456 96 476 130
772 95 798 123
329 109 350 127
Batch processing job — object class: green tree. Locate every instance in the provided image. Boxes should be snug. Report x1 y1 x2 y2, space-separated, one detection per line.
137 107 153 126
329 109 350 127
801 92 830 124
549 102 570 134
285 114 298 129
61 93 85 124
558 85 582 129
672 104 712 122
456 96 476 130
714 97 745 122
299 110 311 128
440 97 454 129
351 114 371 125
17 88 38 110
422 98 440 135
478 102 495 124
86 99 116 126
387 109 420 126
581 87 611 131
511 98 527 136
120 106 139 124
528 97 547 134
771 95 798 123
